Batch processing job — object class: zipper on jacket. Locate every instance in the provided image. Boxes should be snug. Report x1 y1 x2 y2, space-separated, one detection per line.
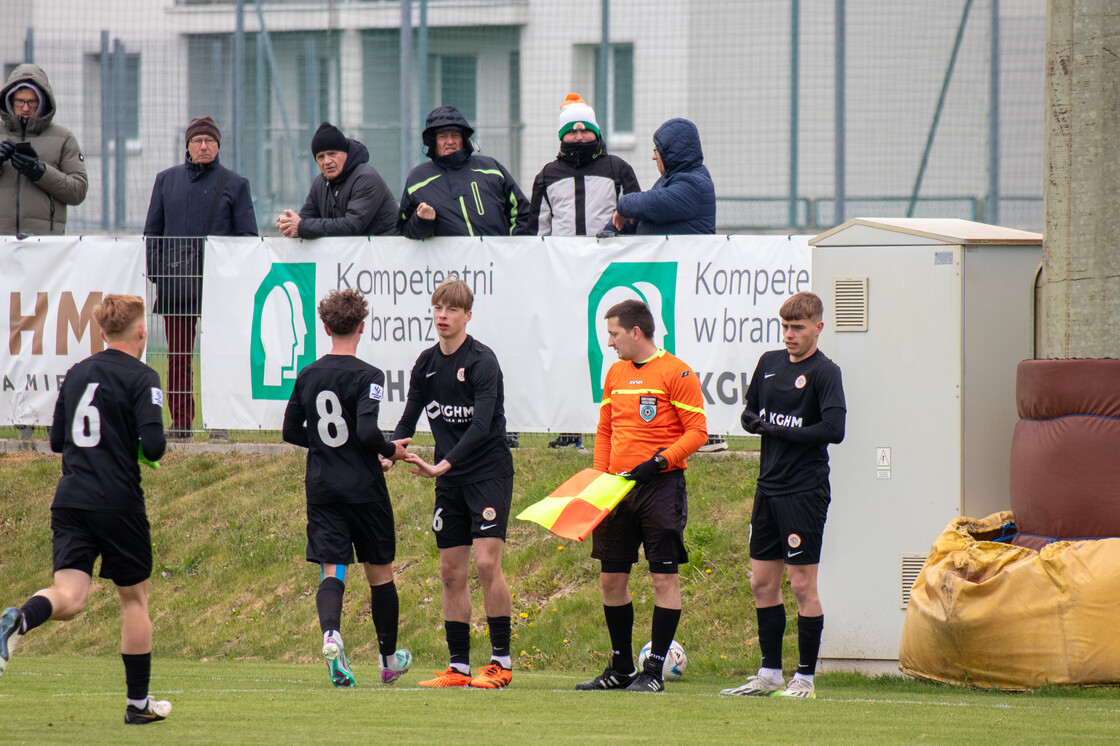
49 194 56 232
471 182 484 215
458 196 475 236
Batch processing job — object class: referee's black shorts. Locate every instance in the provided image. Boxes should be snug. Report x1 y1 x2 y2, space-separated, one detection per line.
591 470 688 572
51 508 152 587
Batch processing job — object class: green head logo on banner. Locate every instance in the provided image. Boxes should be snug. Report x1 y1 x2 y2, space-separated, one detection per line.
586 261 678 402
250 263 316 400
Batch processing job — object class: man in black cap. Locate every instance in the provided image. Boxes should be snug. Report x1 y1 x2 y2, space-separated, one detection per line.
144 115 258 441
277 122 398 238
398 106 528 239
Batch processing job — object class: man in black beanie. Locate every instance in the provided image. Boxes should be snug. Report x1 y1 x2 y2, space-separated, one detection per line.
277 122 398 238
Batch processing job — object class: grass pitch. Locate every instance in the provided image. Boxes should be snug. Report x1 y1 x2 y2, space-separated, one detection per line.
2 657 1119 745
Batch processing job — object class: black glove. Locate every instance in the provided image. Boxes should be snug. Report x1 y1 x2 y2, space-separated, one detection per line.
742 409 778 437
0 140 13 163
625 455 665 484
11 151 45 181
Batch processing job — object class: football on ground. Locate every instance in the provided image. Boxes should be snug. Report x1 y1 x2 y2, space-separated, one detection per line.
637 640 687 681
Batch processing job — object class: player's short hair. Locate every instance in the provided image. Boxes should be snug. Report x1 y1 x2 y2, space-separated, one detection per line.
605 299 655 339
94 294 145 340
431 276 474 311
780 291 824 322
318 288 368 336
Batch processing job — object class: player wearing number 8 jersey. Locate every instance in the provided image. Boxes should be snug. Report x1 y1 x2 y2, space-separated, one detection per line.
390 276 516 689
0 295 174 724
282 289 413 687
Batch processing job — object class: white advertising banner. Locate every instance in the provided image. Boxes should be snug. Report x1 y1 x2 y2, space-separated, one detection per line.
201 235 810 434
2 236 147 426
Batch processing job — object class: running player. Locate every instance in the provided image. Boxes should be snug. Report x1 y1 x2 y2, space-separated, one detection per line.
721 291 846 700
390 276 515 689
282 288 413 687
0 294 171 724
575 299 707 693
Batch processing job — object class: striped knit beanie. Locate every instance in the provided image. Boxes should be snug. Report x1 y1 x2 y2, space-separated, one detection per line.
557 93 600 140
185 116 221 147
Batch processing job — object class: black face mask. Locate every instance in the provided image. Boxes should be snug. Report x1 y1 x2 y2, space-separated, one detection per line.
558 139 602 167
433 148 471 170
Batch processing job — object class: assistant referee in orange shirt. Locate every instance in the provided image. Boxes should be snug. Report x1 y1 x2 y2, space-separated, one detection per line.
574 299 707 693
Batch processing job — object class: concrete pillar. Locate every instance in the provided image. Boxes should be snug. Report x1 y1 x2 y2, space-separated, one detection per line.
1041 0 1120 359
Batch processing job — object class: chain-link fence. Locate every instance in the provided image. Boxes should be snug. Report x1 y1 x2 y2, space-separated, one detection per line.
2 0 1044 236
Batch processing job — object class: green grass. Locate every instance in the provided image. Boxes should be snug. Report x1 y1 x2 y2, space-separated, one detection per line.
1 447 764 672
3 445 1120 742
2 658 1118 745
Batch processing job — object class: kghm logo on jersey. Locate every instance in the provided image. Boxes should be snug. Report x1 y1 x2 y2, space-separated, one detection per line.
250 263 316 400
639 395 657 422
586 261 678 402
425 400 474 423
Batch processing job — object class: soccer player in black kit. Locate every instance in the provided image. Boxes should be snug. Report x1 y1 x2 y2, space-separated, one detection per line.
391 276 516 689
282 289 413 687
0 294 172 724
721 291 845 700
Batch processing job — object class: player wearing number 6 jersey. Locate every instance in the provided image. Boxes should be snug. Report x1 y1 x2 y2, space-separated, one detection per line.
390 276 516 689
0 295 173 724
282 289 413 688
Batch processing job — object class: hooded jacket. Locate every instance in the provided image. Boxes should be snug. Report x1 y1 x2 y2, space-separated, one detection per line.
615 118 716 235
298 138 399 238
0 64 88 235
398 105 529 239
143 153 258 315
528 138 640 236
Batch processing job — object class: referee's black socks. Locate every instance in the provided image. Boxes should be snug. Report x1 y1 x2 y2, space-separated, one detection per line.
646 606 681 674
604 602 635 674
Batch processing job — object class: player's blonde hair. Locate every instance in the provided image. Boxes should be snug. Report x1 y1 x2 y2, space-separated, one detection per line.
94 294 146 340
431 276 474 311
779 292 823 322
318 288 368 336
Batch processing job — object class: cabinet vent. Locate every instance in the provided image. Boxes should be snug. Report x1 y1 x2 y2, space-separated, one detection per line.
834 277 868 332
900 554 927 609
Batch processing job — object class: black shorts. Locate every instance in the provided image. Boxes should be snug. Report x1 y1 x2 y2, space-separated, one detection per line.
749 485 831 565
306 501 396 567
591 470 688 571
51 508 152 587
432 475 513 549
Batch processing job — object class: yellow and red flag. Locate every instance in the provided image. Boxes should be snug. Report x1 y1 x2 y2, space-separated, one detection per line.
516 468 635 541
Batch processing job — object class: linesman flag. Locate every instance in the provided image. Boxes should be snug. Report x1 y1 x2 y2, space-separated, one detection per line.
516 468 635 541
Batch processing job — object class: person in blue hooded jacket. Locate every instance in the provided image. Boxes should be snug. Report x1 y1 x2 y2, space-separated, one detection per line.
398 106 528 239
610 118 724 453
610 118 715 235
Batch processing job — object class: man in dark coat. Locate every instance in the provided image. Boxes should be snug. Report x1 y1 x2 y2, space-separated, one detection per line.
398 106 528 239
276 122 398 238
143 116 258 440
611 118 715 235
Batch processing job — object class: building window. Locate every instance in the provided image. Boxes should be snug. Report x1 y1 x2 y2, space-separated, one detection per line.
82 51 141 148
428 54 477 123
573 43 635 137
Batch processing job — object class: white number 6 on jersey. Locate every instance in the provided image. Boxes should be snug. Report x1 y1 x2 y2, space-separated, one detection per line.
71 383 101 447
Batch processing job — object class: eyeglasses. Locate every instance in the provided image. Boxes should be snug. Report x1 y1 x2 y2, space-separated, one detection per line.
189 137 218 146
12 98 38 111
